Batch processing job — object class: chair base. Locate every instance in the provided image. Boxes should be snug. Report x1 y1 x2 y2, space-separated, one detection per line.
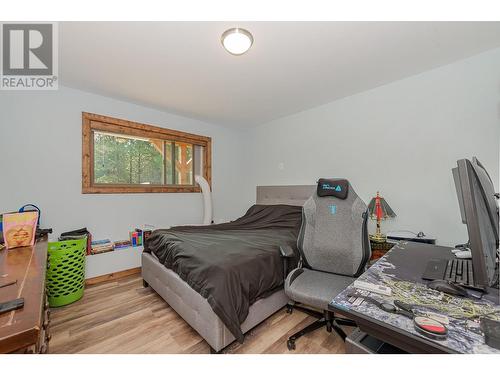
285 303 357 351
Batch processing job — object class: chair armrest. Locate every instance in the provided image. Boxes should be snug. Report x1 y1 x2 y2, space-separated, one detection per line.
280 245 296 258
280 245 298 281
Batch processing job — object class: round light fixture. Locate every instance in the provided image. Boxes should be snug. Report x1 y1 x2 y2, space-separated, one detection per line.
221 28 253 56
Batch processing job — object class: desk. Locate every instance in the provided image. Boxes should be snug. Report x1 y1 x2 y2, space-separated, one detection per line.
329 241 500 354
0 238 50 353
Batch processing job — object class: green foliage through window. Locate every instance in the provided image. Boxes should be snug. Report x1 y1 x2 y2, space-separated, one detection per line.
93 132 193 185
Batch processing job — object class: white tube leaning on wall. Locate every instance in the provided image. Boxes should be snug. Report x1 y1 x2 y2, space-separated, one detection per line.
195 175 213 225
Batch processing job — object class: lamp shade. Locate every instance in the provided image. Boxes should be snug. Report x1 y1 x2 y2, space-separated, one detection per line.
368 192 396 221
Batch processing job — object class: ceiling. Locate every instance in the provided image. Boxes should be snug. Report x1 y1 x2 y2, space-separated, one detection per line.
60 22 500 128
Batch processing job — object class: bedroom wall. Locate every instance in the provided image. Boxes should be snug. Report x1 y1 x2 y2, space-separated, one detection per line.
242 48 500 246
0 86 248 243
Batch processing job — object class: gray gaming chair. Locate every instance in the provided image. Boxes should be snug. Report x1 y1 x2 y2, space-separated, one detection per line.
281 178 371 350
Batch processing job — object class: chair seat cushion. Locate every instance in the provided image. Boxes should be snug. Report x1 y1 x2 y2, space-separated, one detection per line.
285 268 355 310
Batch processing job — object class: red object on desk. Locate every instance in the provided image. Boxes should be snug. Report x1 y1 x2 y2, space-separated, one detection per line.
375 194 383 221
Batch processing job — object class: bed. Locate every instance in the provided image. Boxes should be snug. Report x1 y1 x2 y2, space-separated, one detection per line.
141 185 314 352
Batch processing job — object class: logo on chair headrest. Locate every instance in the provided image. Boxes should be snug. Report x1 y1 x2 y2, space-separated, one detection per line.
329 205 337 215
322 183 342 192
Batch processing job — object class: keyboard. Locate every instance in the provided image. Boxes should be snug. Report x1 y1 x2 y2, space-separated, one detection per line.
422 258 474 286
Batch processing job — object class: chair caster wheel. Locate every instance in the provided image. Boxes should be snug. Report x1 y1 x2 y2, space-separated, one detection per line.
287 339 296 351
286 305 293 314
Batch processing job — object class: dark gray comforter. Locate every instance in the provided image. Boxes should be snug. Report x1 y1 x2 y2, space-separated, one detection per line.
144 204 302 342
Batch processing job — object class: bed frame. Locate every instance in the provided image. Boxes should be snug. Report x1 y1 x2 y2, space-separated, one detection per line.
141 185 315 352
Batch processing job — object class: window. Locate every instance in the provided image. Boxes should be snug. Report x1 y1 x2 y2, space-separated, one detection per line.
82 113 211 193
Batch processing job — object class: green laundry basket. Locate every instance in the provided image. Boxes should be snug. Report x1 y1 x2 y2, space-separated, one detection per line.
46 238 86 307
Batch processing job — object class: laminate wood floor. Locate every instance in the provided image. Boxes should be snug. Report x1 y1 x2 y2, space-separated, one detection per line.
49 275 348 354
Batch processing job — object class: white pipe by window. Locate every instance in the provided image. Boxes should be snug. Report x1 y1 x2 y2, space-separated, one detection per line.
195 175 213 225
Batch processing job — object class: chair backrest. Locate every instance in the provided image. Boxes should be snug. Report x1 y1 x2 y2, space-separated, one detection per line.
297 179 371 277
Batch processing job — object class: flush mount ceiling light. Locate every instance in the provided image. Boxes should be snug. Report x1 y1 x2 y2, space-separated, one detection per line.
221 28 253 56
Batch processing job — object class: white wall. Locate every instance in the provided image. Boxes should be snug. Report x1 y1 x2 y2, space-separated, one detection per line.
0 86 248 242
243 48 500 246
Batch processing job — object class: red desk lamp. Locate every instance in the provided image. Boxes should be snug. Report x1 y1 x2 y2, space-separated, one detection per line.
368 191 396 243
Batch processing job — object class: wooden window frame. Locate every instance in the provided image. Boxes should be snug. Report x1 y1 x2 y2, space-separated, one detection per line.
82 112 211 194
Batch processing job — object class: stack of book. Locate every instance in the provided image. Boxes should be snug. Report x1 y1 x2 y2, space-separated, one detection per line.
90 239 114 254
113 240 131 250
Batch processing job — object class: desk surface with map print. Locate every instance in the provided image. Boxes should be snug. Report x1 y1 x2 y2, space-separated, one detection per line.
329 241 500 354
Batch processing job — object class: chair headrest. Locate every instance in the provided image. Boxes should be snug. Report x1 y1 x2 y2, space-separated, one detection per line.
316 178 349 200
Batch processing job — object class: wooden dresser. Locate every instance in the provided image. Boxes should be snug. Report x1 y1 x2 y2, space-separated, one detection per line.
0 238 51 353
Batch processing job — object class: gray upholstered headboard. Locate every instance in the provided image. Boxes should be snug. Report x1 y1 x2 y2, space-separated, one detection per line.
256 185 315 206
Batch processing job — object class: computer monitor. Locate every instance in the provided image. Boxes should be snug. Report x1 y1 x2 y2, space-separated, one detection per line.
471 157 500 243
453 157 499 289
